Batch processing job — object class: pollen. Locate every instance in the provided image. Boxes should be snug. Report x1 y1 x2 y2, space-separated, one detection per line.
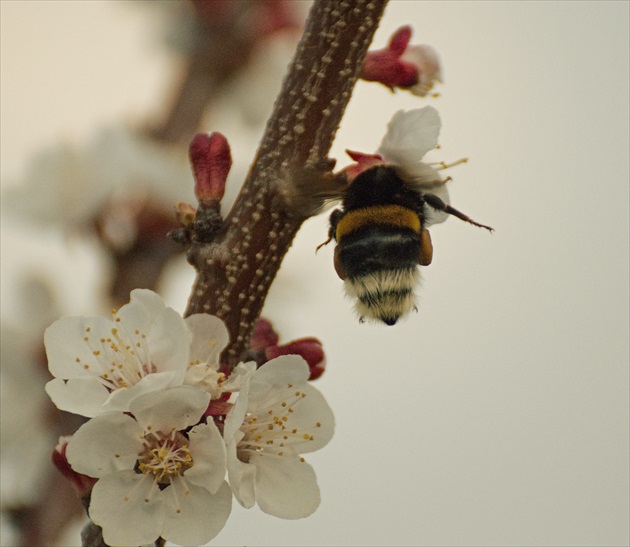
137 432 193 485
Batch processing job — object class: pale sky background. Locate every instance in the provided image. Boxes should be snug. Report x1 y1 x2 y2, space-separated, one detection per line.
1 1 629 546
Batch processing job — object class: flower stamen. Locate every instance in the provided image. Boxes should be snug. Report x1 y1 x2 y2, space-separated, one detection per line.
137 431 193 486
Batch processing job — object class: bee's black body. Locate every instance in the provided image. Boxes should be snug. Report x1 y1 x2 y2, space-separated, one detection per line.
330 167 426 277
326 164 491 325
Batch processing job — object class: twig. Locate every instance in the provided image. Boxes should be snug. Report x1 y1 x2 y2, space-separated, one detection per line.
185 0 388 366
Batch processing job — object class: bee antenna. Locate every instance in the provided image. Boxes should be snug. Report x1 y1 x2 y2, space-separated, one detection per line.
423 193 494 232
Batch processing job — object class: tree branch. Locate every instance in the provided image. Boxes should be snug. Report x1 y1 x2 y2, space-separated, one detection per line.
185 0 389 366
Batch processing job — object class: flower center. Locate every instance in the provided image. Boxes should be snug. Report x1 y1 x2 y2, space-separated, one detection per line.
137 431 193 485
77 321 156 392
236 387 320 462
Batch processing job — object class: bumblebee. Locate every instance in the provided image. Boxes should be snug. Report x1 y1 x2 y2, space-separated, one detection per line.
322 164 492 325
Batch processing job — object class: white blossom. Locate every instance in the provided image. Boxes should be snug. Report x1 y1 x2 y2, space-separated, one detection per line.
0 279 60 508
45 289 230 417
2 126 193 230
224 356 334 519
66 386 231 546
378 106 459 226
400 44 443 97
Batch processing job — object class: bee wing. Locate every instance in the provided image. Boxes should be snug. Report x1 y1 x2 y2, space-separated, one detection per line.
283 166 347 217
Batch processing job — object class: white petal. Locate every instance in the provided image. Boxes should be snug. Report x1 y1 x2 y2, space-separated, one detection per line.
253 453 321 519
147 307 191 377
89 471 164 547
45 377 110 417
423 183 451 226
100 370 182 413
130 386 209 433
184 422 227 494
220 360 257 392
66 413 143 478
377 106 441 165
248 355 310 405
272 383 335 454
44 315 114 379
223 383 250 442
226 438 257 509
402 44 443 83
162 478 231 545
394 161 443 189
115 289 167 334
186 313 229 366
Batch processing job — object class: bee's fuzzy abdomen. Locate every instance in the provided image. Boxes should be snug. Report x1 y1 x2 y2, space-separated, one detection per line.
344 268 420 325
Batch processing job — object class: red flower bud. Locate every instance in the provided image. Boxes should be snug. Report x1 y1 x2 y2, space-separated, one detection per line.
189 133 231 207
52 436 97 497
265 337 326 380
250 318 280 353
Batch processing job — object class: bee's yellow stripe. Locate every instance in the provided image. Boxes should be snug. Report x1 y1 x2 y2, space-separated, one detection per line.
336 205 421 240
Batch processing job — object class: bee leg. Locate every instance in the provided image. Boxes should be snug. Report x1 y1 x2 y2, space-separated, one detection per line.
315 236 333 252
419 228 433 265
316 208 344 251
423 193 494 232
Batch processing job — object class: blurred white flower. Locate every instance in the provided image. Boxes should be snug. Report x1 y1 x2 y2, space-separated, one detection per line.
0 323 56 508
66 386 231 547
0 279 59 508
45 289 230 416
3 126 192 230
224 356 334 519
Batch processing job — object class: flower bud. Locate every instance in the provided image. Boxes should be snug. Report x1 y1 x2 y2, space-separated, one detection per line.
250 318 280 353
189 132 231 207
52 436 97 498
265 337 326 380
361 26 442 97
174 201 197 228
